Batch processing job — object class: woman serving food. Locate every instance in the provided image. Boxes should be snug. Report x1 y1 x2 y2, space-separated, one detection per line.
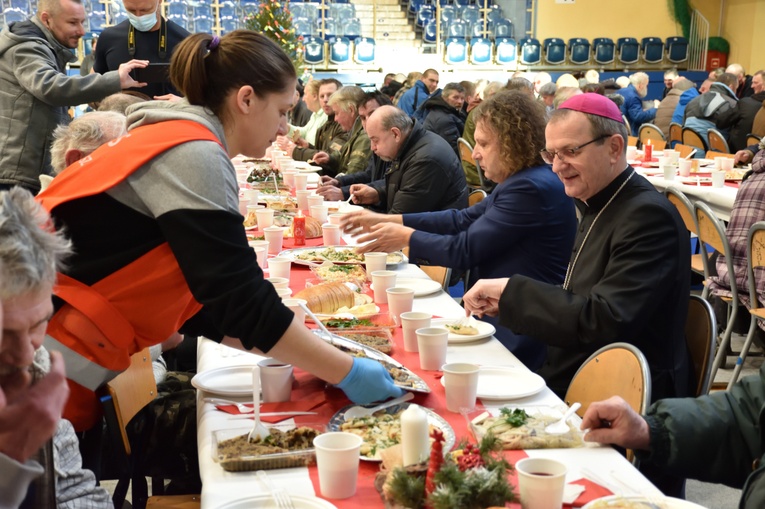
340 91 577 369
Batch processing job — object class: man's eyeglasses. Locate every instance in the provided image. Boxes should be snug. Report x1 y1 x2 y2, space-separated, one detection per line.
540 134 611 164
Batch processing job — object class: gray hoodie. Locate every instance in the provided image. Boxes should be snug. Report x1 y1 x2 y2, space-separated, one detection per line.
0 17 121 192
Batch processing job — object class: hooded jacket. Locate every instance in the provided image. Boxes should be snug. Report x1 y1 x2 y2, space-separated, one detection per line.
397 80 431 116
655 87 685 138
419 94 466 157
0 18 121 192
683 82 739 145
730 92 765 152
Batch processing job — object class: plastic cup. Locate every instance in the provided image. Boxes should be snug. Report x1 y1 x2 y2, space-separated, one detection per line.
664 150 679 164
313 432 363 499
371 270 397 304
365 252 388 274
678 159 692 177
328 213 344 225
252 246 266 268
268 256 292 280
255 208 275 229
386 287 414 326
238 195 249 216
626 146 637 161
442 362 480 412
515 457 568 509
265 276 289 289
257 358 293 403
662 164 675 181
263 227 284 255
714 157 726 170
657 156 670 169
416 327 449 370
721 157 734 171
282 169 297 188
711 170 725 188
294 173 309 191
248 239 269 252
310 204 329 224
296 190 312 213
307 194 325 209
400 312 431 352
244 188 259 205
275 287 292 299
282 298 307 324
246 204 264 216
322 224 342 245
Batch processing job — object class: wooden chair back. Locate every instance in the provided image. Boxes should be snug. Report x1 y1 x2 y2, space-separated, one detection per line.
682 127 708 151
627 135 638 147
664 188 703 276
707 128 731 154
468 189 487 207
669 122 683 146
146 495 201 509
419 265 453 291
746 134 762 147
685 295 717 397
672 143 697 159
458 137 487 189
705 150 734 160
638 123 667 147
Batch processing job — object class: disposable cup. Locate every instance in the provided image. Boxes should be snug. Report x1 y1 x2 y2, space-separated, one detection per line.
265 276 289 289
626 146 637 160
386 287 414 326
662 164 675 181
282 298 307 324
400 312 431 352
257 358 293 403
714 156 726 170
657 156 670 169
282 169 297 188
416 327 448 370
307 194 325 208
238 195 249 216
248 240 269 254
263 227 284 255
294 173 309 191
664 150 679 164
322 224 342 245
711 170 725 188
678 159 692 177
246 204 264 216
371 270 397 304
721 157 734 171
328 213 345 225
313 432 363 499
244 188 259 204
268 256 292 280
296 190 313 213
441 362 479 412
275 287 292 298
515 457 568 509
365 252 388 274
255 208 275 229
252 246 266 268
310 204 329 224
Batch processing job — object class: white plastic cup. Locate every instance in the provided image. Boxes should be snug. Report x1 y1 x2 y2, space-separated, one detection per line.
238 195 249 216
721 157 735 171
657 156 670 169
662 164 675 181
265 276 289 289
307 194 325 209
678 159 692 177
248 239 269 253
282 298 307 324
255 208 275 229
282 169 297 188
310 204 329 224
268 256 292 280
371 270 397 304
313 432 363 499
246 204 264 216
416 327 449 370
364 252 388 274
294 173 309 191
400 312 431 352
275 287 292 299
714 156 726 170
296 190 312 213
257 358 293 403
515 457 568 509
322 224 342 245
711 170 726 188
263 227 284 255
328 213 344 225
664 150 680 164
253 246 266 268
244 188 259 205
386 287 414 326
626 146 637 161
441 362 480 412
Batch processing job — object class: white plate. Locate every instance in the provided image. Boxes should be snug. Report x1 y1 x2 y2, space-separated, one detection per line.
279 246 407 267
376 278 443 297
191 365 256 397
583 495 707 509
217 494 338 509
311 305 381 321
440 366 546 400
298 165 323 173
430 318 496 343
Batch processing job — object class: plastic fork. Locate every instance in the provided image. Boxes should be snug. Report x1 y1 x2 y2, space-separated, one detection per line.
247 366 270 442
544 402 581 434
256 470 295 509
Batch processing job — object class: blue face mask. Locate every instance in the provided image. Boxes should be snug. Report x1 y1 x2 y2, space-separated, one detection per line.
126 7 158 32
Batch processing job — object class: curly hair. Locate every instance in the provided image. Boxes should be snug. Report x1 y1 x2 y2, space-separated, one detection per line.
471 90 546 178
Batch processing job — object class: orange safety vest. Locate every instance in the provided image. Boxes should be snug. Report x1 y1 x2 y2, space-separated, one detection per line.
38 120 223 431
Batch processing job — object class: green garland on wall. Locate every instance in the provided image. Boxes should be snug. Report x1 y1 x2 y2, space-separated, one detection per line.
667 0 692 38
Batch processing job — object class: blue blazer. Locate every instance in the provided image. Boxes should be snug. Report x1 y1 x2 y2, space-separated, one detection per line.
404 164 576 369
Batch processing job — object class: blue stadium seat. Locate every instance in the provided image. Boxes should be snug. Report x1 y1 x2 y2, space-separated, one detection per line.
448 19 468 39
519 37 541 66
543 37 566 65
220 18 239 34
343 18 362 42
440 5 457 26
329 36 352 65
329 3 355 21
408 0 425 18
193 5 212 20
303 35 325 66
453 0 470 5
333 0 351 3
470 38 492 65
354 37 375 64
111 10 127 24
239 0 260 17
492 18 512 40
568 38 590 65
2 7 25 24
166 3 188 29
218 1 236 21
495 37 516 65
617 37 639 65
665 36 688 64
641 37 664 64
417 5 435 29
7 0 30 12
444 37 468 64
193 16 213 33
593 37 615 65
291 2 319 22
423 20 438 44
470 20 487 40
316 17 338 40
460 5 481 25
434 0 450 7
486 6 503 25
294 18 313 37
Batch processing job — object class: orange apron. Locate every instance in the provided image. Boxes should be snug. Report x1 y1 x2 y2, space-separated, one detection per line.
38 120 223 431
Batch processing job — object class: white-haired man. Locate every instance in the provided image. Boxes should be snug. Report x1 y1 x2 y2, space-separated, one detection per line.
662 69 679 98
616 72 657 136
727 63 755 99
49 111 127 175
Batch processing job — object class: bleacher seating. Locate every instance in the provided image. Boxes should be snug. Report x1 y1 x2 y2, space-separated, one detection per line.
568 38 590 65
593 37 615 65
666 36 688 65
423 20 438 44
617 37 640 66
641 37 664 64
303 35 325 66
447 19 468 39
470 20 487 39
519 37 541 66
408 0 425 19
417 5 434 29
354 37 375 64
543 37 565 65
329 36 352 65
444 37 468 64
291 2 319 23
495 37 516 65
460 5 480 25
469 37 492 65
492 19 512 40
2 7 25 25
440 5 457 26
294 17 314 37
329 2 354 21
344 18 362 41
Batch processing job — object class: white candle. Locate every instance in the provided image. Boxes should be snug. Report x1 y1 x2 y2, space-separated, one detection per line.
400 404 429 466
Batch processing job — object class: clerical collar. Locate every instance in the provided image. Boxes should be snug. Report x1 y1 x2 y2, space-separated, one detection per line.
128 16 168 59
580 166 633 211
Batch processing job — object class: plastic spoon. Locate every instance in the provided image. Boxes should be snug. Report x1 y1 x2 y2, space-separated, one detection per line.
343 392 414 421
544 402 581 434
247 366 270 441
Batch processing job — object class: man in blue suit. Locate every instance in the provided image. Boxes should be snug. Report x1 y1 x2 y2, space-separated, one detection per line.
617 72 657 136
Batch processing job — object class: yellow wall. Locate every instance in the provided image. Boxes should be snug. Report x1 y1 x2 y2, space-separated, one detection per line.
722 0 765 73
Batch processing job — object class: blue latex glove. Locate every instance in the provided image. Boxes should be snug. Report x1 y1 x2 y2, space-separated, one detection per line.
336 357 406 404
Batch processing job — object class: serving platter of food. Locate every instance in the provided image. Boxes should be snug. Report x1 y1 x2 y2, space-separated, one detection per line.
583 495 707 509
279 246 407 267
212 423 323 471
468 405 584 450
328 402 454 461
312 329 431 393
294 281 378 318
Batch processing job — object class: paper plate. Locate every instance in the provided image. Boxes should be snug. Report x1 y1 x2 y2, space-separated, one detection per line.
430 318 496 343
442 366 546 400
375 278 443 297
582 495 707 509
216 495 338 509
191 365 257 397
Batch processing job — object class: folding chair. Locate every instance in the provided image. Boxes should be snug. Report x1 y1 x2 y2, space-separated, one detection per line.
672 143 697 159
458 137 487 190
627 135 638 147
638 123 666 148
669 122 683 148
663 187 704 277
682 127 708 152
705 150 735 160
468 189 487 207
746 134 762 147
708 128 731 154
685 294 717 397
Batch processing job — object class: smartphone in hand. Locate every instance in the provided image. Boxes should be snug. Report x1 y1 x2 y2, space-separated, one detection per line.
130 63 170 83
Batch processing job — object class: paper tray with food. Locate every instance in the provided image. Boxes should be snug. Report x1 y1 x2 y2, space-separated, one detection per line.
465 405 584 449
309 262 368 285
294 281 378 319
212 423 324 472
312 329 431 393
280 246 408 267
319 313 396 331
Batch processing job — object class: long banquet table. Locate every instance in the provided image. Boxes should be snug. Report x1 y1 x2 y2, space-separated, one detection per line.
195 242 664 508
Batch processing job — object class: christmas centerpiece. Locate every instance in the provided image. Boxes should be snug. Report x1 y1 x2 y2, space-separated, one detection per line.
243 1 303 74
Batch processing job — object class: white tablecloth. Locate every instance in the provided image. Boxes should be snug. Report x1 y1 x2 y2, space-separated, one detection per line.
643 173 737 222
